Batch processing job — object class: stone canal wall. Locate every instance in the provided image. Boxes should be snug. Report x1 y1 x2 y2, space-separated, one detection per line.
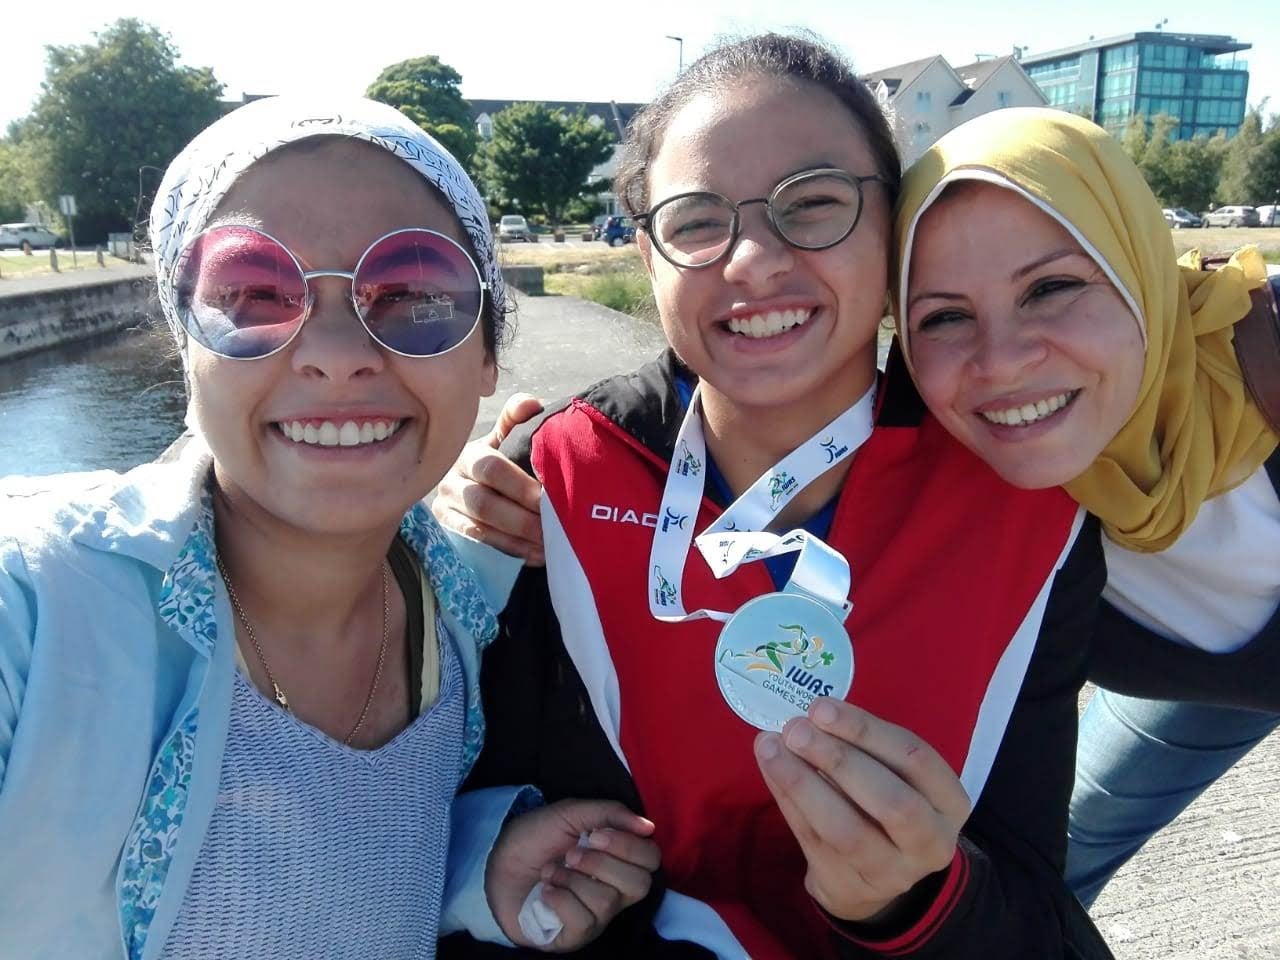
0 264 545 362
0 273 158 361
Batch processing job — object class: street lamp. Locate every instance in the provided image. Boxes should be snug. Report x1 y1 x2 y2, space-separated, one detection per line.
666 35 684 73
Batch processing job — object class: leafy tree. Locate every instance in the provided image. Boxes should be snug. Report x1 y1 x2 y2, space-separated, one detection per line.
366 56 476 166
476 104 613 225
1137 114 1178 202
1218 107 1264 203
0 135 39 222
1120 114 1149 162
1121 114 1226 211
1165 133 1227 212
23 18 223 242
1250 132 1280 216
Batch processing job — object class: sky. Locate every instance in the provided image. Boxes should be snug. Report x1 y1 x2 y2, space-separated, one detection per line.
3 0 1277 132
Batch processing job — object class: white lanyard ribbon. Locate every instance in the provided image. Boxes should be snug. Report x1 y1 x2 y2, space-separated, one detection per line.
648 383 875 624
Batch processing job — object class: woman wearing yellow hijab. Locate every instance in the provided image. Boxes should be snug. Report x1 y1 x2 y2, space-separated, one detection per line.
895 107 1280 912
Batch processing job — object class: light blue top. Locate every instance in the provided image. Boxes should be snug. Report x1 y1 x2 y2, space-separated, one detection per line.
0 437 527 960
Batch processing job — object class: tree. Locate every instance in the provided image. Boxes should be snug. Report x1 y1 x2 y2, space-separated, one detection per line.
1218 107 1264 203
1249 131 1280 215
1120 114 1149 165
1137 114 1178 202
0 134 39 222
366 56 476 166
23 18 223 242
1120 114 1226 211
476 104 613 226
1166 133 1228 212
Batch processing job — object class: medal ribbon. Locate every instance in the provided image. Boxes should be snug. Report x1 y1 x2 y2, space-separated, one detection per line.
648 383 875 624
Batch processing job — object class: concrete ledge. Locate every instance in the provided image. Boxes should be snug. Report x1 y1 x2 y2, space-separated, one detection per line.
0 275 158 361
501 264 544 296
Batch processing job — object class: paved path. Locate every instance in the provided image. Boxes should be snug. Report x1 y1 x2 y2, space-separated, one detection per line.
0 262 152 298
472 290 665 438
1081 683 1280 958
477 291 1280 958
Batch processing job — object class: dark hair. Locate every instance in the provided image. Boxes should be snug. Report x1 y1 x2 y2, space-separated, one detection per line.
615 33 902 220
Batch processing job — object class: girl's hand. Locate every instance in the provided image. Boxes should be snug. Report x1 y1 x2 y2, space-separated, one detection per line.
486 799 660 951
754 698 971 922
433 392 546 565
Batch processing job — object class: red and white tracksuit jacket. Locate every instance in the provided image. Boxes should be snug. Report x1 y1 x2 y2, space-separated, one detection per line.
444 349 1114 960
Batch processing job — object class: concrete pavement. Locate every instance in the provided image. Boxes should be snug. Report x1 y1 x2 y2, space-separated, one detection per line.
472 290 666 438
0 261 152 298
479 291 1280 958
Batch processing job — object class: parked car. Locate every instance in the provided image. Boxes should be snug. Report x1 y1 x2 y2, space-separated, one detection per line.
1199 205 1260 228
497 214 536 243
1255 204 1280 228
0 222 61 249
1162 208 1202 229
600 215 636 246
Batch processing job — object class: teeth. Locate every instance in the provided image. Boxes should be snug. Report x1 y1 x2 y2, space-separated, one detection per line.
727 308 811 339
980 392 1076 426
277 419 403 447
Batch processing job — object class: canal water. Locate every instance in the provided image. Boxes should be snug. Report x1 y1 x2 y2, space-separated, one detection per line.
0 325 187 477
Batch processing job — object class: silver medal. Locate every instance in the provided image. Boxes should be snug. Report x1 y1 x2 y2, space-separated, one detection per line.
714 592 854 731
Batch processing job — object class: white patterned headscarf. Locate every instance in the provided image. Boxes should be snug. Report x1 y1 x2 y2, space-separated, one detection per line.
150 95 507 359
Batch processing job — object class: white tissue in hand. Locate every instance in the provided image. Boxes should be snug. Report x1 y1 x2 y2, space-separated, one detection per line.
516 831 591 946
517 882 564 945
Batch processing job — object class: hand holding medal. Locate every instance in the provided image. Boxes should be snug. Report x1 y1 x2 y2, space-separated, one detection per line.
754 698 972 923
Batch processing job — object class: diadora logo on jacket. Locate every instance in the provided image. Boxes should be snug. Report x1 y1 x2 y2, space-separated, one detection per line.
591 504 658 528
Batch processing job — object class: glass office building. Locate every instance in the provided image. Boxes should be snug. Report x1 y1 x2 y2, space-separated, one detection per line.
1022 33 1250 140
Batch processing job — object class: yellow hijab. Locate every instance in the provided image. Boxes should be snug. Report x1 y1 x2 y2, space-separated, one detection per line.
894 107 1275 552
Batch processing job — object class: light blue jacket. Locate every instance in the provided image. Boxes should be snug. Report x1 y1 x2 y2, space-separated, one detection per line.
0 438 526 960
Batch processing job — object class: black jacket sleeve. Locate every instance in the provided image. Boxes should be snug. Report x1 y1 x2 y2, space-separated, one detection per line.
829 515 1115 960
438 418 716 960
1088 450 1280 714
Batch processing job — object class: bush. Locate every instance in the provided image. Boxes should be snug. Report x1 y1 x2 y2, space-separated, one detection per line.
582 267 655 319
565 195 604 223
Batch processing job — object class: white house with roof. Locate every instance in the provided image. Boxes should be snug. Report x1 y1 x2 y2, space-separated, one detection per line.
863 55 1048 163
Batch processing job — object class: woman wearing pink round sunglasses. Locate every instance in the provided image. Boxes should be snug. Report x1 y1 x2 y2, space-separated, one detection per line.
0 97 658 958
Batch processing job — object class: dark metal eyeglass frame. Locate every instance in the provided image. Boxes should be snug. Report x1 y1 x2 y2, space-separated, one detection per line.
633 167 888 270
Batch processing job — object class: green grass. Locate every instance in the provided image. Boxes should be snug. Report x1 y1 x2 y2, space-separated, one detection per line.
545 263 656 320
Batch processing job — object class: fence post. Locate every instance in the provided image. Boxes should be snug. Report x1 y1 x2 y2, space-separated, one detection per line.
49 248 60 273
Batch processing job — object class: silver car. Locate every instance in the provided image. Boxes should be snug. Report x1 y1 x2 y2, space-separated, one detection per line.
0 222 61 249
1200 205 1260 228
497 215 536 243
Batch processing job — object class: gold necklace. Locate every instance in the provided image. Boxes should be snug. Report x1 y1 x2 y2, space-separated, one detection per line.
216 552 391 746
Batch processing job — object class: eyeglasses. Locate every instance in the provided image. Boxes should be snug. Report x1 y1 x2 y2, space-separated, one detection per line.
634 168 887 269
169 225 488 360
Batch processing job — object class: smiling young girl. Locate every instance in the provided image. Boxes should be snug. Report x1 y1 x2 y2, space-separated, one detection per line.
0 96 659 958
439 37 1114 960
